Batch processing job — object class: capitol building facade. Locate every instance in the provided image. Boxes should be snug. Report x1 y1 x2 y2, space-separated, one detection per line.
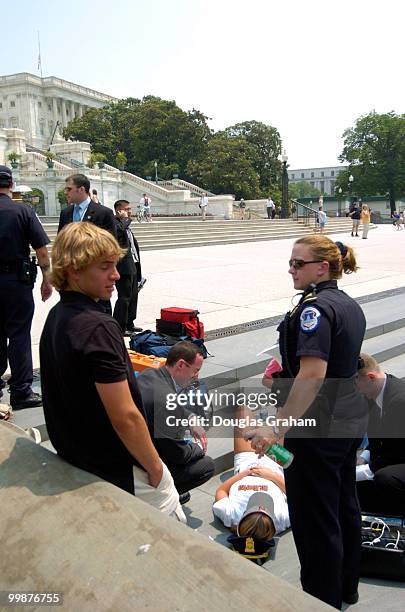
0 72 116 149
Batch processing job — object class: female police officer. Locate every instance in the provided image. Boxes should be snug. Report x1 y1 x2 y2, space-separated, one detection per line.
245 235 367 609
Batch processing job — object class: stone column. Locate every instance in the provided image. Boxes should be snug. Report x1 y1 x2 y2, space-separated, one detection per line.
0 129 7 165
70 101 75 120
52 97 58 127
78 104 83 118
61 100 68 127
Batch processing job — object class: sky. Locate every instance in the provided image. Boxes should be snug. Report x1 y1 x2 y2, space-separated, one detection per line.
2 0 404 169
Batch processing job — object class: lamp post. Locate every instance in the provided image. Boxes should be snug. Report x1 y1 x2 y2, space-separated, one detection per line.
154 161 158 184
348 174 354 204
281 150 289 218
338 186 342 216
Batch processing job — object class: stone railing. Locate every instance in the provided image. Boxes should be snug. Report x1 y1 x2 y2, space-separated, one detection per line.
22 151 71 171
121 171 189 201
172 178 215 197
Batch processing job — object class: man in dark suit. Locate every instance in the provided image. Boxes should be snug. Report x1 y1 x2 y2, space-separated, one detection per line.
112 200 142 334
136 341 215 504
356 353 405 515
58 174 116 236
58 174 116 314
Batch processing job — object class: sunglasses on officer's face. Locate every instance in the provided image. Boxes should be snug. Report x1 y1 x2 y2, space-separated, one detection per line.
289 259 324 269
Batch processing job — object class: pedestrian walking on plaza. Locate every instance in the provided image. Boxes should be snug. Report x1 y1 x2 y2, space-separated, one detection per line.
239 198 246 220
361 204 370 239
0 165 53 410
91 188 101 204
244 235 367 609
140 193 152 222
113 200 143 335
318 206 327 234
266 196 275 219
349 201 360 236
199 192 208 220
392 210 402 230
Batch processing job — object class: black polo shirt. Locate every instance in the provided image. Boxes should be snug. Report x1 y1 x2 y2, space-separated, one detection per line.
40 291 144 493
0 194 49 261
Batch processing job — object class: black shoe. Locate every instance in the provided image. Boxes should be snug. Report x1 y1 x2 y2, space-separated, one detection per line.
179 491 191 505
10 392 42 410
125 326 143 336
351 233 354 237
343 591 359 605
355 234 359 237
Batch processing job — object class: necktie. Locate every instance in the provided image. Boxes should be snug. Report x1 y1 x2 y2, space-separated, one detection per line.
73 204 82 222
126 229 139 262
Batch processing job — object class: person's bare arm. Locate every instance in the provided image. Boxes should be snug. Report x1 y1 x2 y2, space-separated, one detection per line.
215 469 251 501
249 466 286 494
35 245 53 301
96 380 163 487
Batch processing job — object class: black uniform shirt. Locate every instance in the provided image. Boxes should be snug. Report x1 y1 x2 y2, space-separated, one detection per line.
0 194 49 261
287 280 366 378
40 291 145 494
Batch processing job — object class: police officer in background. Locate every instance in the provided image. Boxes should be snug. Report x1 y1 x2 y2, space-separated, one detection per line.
245 235 367 609
0 165 53 409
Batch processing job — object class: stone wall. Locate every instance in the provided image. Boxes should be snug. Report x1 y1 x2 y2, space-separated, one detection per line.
0 422 329 612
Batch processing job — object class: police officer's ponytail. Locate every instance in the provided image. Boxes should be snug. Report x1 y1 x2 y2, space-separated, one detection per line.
335 241 358 275
295 235 359 279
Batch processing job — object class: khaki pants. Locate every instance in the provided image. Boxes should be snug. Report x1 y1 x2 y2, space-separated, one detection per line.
362 222 369 238
201 206 207 220
132 462 186 523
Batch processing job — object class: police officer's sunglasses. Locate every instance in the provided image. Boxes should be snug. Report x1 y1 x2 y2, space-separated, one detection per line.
289 259 323 269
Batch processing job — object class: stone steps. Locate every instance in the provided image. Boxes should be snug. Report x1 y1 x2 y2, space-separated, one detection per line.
39 218 370 251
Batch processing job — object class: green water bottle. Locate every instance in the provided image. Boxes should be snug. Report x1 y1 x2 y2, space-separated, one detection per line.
265 443 294 469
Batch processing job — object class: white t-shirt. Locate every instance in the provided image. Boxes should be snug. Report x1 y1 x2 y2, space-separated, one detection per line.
212 452 290 534
266 199 275 209
200 196 208 207
318 210 327 224
140 196 151 209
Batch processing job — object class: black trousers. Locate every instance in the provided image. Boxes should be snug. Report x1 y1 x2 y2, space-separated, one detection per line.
267 208 272 218
357 463 405 515
284 437 361 610
113 274 138 332
167 455 215 495
0 275 34 398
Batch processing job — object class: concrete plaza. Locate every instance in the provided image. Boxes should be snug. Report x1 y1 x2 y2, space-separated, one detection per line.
29 224 405 369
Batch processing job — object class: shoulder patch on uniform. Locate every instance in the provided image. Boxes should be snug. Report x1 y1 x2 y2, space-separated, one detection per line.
300 306 322 333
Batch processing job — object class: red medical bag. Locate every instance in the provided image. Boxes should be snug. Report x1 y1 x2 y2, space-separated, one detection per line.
160 307 204 340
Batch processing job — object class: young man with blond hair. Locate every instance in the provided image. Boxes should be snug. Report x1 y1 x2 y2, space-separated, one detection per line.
40 222 185 521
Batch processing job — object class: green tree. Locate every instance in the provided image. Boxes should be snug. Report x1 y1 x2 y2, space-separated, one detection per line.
57 187 67 207
187 136 260 199
64 97 211 179
289 181 321 199
338 111 405 214
115 151 127 170
220 120 282 196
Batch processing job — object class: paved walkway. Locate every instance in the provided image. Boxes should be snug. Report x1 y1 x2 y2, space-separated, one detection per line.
28 224 405 369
